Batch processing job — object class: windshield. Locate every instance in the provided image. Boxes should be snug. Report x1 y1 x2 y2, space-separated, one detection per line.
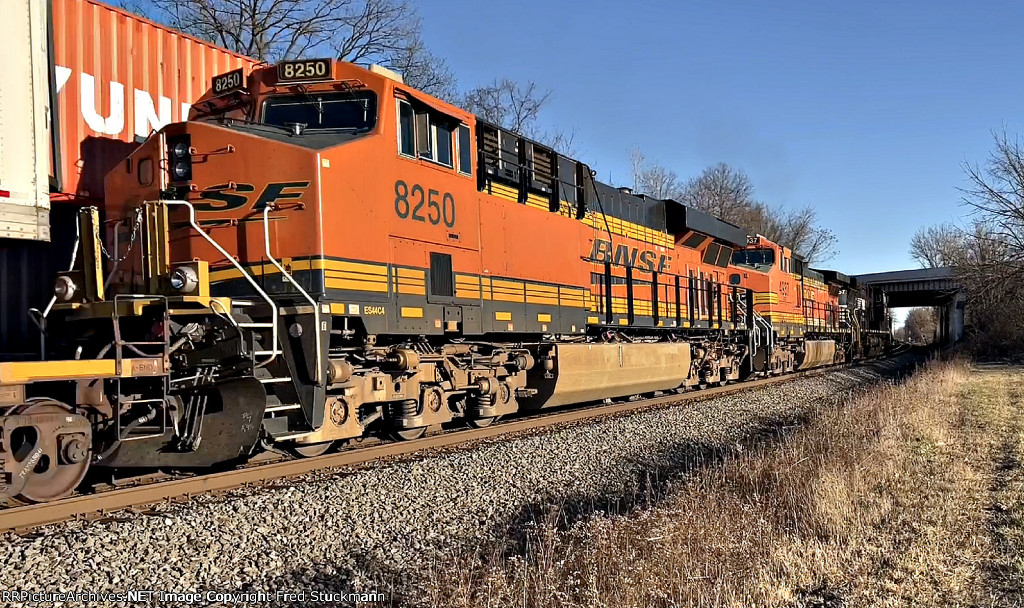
262 91 377 131
732 248 775 268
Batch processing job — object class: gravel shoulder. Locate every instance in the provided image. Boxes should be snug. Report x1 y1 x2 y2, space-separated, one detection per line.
1 355 920 606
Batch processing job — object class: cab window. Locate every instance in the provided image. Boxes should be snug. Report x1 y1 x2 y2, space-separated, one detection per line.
435 123 453 167
396 98 456 168
263 91 377 131
398 101 415 156
732 248 775 268
457 125 472 175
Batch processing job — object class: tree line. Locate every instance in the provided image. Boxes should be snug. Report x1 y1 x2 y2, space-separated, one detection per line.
908 132 1024 353
630 152 837 263
128 0 836 263
896 308 938 344
129 0 573 148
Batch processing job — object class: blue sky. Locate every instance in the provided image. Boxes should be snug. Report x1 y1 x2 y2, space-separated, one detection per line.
418 0 1024 275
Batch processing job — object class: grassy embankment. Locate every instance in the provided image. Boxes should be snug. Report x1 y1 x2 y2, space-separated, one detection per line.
420 360 1024 607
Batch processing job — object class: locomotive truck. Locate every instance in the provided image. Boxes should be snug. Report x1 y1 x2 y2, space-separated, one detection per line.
0 58 890 502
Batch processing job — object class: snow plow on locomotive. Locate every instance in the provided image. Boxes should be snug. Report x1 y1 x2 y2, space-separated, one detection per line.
0 59 891 502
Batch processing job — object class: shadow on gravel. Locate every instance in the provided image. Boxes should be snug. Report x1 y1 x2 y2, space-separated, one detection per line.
496 410 815 555
240 356 923 608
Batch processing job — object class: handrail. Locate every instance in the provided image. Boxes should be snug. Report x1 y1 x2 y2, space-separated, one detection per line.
261 205 323 384
733 290 773 362
162 200 280 368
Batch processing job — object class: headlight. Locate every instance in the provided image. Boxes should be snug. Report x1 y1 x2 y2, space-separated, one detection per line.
170 266 199 293
166 134 192 181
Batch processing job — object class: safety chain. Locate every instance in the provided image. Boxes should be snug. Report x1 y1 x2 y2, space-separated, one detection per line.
99 207 144 263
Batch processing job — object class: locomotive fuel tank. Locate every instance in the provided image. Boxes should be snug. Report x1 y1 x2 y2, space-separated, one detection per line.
796 340 837 370
522 342 692 409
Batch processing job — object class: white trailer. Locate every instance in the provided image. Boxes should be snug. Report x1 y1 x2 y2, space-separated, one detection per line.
0 0 56 241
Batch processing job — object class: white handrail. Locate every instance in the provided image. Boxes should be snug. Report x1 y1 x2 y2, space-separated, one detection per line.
162 200 280 368
737 292 774 362
261 205 323 383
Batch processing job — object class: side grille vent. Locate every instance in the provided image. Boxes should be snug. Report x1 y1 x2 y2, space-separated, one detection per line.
429 252 454 298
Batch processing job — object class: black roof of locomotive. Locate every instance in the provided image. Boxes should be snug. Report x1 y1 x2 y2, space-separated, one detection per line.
591 183 668 233
814 269 856 287
477 118 748 247
589 183 747 248
663 199 747 246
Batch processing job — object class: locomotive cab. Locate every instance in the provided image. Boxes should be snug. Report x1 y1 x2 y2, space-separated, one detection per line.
190 60 382 147
731 245 775 272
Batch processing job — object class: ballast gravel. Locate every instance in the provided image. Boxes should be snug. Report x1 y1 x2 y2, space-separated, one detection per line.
0 356 918 606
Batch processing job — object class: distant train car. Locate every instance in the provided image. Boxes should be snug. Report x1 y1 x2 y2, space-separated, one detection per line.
0 59 890 502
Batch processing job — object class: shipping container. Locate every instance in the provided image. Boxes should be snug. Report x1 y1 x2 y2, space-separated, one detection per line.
0 0 55 241
1 0 256 359
50 0 256 202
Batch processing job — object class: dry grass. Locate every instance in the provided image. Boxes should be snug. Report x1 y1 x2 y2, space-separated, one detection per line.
411 360 1024 608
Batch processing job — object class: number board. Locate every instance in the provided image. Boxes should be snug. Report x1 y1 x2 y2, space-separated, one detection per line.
277 59 333 83
211 68 244 96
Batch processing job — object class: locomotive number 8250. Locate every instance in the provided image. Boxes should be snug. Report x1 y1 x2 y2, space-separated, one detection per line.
394 180 456 228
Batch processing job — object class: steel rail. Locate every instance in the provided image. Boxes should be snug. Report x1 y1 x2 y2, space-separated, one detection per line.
0 357 908 534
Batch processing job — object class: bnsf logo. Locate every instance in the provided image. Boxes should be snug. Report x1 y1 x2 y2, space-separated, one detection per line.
194 182 310 212
589 238 670 272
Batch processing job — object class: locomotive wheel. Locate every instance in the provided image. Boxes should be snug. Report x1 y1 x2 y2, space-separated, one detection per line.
287 441 334 458
5 399 92 503
467 416 496 429
392 427 426 441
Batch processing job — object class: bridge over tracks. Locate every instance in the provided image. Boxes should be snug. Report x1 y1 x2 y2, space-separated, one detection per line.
854 267 964 345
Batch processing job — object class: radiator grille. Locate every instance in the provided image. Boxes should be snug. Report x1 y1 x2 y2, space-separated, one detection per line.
429 252 454 297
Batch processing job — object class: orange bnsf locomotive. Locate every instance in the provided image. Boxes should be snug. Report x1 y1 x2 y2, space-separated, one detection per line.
0 60 889 502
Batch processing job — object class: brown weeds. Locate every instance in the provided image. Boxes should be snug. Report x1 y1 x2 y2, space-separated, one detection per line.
415 360 1024 607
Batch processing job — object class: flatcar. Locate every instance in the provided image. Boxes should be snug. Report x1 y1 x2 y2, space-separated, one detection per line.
0 60 890 502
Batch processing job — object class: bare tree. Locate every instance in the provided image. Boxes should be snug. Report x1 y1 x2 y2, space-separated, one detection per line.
542 126 579 158
130 1 579 152
908 131 1024 353
463 79 550 134
961 131 1024 273
766 206 838 265
386 31 458 99
903 308 937 343
630 150 680 200
462 79 577 154
678 163 757 224
672 162 836 263
142 0 460 99
909 223 963 268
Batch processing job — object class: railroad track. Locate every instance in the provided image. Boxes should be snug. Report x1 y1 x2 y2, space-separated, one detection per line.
0 354 914 534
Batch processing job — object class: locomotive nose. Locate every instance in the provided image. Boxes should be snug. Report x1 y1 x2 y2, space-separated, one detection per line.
162 122 320 213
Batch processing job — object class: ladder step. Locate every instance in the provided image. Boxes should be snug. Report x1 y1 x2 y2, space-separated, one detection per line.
254 350 281 356
265 403 301 413
259 377 292 384
238 322 274 328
